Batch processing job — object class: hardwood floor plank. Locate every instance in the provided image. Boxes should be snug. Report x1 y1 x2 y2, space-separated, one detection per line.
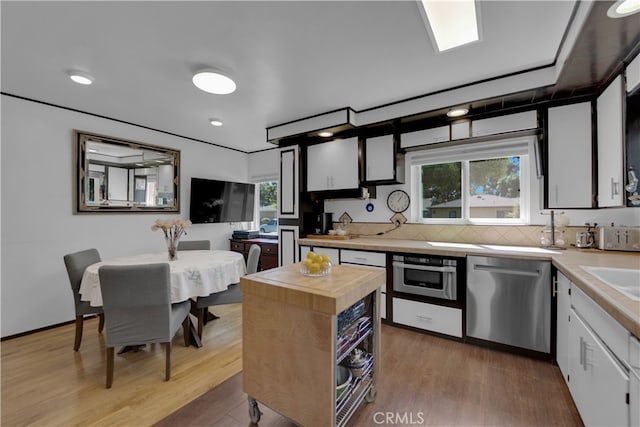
2 306 582 426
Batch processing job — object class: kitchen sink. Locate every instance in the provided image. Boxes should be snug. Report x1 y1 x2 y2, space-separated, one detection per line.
580 266 640 301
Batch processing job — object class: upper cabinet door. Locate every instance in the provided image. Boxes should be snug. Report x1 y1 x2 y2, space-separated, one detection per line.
597 76 625 207
279 145 299 219
547 102 593 208
364 134 405 185
365 135 394 182
307 137 359 191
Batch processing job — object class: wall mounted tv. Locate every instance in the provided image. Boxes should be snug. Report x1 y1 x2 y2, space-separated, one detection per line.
189 177 255 224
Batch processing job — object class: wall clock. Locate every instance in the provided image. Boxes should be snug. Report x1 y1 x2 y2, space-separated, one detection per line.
387 189 410 213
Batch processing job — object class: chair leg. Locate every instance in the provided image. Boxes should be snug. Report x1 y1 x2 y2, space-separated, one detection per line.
98 313 105 333
74 315 84 351
197 308 205 341
165 342 172 381
182 317 191 347
106 347 115 388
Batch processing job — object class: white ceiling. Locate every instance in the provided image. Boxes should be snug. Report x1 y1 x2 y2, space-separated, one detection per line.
1 1 578 153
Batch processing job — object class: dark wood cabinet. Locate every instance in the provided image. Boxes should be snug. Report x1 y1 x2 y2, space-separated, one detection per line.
229 238 278 271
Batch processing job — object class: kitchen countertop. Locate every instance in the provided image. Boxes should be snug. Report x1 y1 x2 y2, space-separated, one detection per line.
299 237 640 337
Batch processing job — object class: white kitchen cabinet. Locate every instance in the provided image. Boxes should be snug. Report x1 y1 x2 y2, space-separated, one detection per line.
279 146 299 219
393 298 462 338
364 134 404 184
401 126 449 148
341 249 387 319
307 137 359 191
547 102 593 208
556 272 571 385
278 225 299 266
568 309 629 427
471 111 537 137
597 75 625 207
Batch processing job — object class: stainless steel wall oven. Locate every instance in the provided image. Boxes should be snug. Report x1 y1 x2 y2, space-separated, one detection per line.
392 254 461 302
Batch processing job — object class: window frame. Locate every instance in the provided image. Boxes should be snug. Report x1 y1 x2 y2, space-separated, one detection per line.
409 137 533 225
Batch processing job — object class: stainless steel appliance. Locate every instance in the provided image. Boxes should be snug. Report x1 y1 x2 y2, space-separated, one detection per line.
392 254 458 301
598 226 640 251
466 256 551 353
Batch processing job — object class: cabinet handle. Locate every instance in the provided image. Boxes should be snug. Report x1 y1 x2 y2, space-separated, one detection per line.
611 178 620 198
579 337 585 368
416 315 432 323
326 176 330 188
354 256 368 261
552 277 557 297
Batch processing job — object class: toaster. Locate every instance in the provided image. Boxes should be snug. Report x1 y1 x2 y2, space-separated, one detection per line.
598 226 640 251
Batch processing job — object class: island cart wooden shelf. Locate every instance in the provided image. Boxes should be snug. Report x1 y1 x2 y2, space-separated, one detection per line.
240 262 385 426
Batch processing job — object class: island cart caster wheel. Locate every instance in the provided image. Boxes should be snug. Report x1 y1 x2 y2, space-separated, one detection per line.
365 385 377 403
248 396 262 424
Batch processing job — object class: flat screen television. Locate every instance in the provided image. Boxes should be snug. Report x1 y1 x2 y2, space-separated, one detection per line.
189 177 255 223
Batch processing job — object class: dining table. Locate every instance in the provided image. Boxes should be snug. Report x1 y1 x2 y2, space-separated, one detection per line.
79 250 246 348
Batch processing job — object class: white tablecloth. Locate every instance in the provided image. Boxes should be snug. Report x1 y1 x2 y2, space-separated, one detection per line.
79 250 246 307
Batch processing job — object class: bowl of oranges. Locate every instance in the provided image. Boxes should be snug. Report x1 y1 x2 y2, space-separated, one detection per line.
301 251 332 276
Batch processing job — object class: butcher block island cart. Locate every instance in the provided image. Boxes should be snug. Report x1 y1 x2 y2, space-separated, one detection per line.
240 262 385 426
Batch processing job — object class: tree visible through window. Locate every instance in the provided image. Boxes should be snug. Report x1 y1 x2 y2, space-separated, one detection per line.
419 156 523 221
258 181 278 234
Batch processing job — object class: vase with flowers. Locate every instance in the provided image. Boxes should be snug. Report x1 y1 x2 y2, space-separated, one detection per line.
151 218 192 261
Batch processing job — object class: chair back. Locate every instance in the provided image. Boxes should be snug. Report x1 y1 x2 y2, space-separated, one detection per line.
63 248 102 316
177 240 211 251
246 244 261 274
98 263 173 347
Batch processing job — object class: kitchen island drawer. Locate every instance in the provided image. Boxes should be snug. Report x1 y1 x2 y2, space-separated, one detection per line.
341 250 386 267
393 298 462 338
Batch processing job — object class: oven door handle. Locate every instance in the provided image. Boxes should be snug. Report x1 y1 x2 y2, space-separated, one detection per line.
392 262 457 273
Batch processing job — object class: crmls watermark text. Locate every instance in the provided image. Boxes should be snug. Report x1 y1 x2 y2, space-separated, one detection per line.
373 411 425 425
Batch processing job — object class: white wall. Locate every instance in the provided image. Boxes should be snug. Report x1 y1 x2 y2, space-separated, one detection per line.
1 96 250 337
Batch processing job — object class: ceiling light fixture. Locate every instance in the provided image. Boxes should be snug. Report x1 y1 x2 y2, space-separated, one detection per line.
419 0 480 52
607 0 640 18
192 70 236 94
318 131 334 137
446 108 469 118
209 118 223 127
68 71 94 85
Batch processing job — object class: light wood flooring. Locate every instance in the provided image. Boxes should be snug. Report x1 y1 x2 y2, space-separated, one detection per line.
2 305 582 426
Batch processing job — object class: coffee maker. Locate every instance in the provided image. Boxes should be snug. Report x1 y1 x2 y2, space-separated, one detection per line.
303 212 333 235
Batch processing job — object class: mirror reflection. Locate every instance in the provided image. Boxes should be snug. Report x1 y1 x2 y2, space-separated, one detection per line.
75 131 180 213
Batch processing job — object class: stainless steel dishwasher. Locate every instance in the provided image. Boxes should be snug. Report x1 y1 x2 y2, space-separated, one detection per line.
466 256 551 353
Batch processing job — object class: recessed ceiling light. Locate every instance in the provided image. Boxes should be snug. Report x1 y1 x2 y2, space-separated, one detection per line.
209 118 223 127
69 71 94 85
192 70 236 94
607 0 640 18
447 108 469 118
420 0 479 52
318 131 333 137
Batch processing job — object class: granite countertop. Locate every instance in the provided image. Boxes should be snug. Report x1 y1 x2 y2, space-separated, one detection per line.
299 237 640 337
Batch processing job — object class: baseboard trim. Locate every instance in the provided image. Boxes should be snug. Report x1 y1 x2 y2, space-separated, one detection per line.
1 315 99 342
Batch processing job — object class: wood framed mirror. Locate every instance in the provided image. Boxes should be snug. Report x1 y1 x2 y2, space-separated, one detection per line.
73 130 180 213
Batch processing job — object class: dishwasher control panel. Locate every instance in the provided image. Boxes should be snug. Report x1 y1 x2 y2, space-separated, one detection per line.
598 226 640 252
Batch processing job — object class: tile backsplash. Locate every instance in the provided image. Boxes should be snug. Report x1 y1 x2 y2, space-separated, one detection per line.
339 222 589 248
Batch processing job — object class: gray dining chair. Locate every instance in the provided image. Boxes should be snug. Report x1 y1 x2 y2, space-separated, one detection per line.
98 263 191 388
194 244 261 339
177 240 211 251
63 248 105 351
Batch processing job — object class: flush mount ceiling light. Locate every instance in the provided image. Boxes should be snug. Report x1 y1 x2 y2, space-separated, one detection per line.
446 108 469 118
318 131 334 137
192 70 236 94
68 71 94 85
607 0 640 18
419 0 480 52
209 118 223 127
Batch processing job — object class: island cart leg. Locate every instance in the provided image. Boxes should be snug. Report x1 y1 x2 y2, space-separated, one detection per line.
248 396 262 424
